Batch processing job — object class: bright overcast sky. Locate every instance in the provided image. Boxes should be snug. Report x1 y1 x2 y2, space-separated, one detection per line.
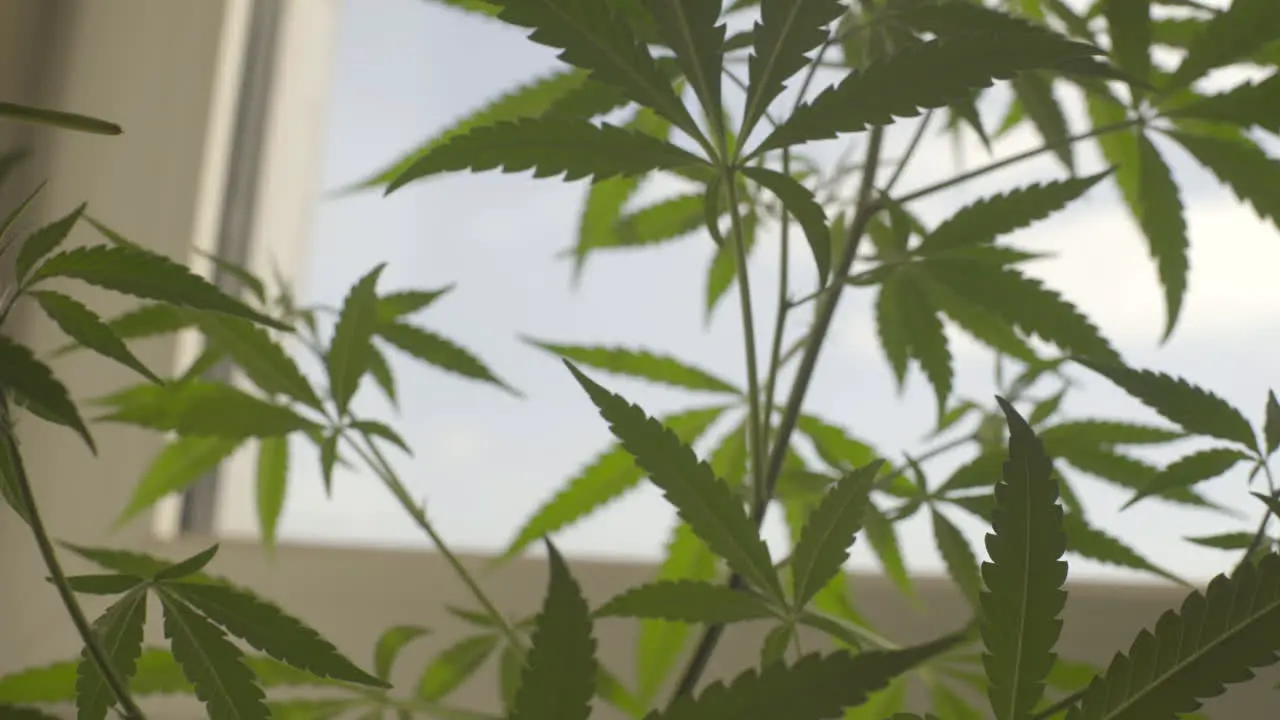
215 0 1280 586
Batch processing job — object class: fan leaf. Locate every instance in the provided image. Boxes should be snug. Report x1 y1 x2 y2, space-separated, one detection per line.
526 339 740 394
741 0 848 138
789 461 881 608
596 579 777 623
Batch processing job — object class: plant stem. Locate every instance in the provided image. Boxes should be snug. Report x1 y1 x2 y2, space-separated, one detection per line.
723 169 769 511
760 148 792 457
0 419 145 719
670 127 887 703
1031 687 1088 720
344 431 526 655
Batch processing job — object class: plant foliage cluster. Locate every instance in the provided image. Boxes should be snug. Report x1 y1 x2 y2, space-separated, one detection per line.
3 0 1280 718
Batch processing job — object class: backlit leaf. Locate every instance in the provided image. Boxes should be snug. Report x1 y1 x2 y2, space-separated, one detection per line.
157 590 269 720
374 625 431 682
31 291 160 384
501 406 726 560
1102 0 1151 89
327 265 384 416
1166 0 1280 90
15 204 84 281
863 501 914 601
567 363 783 601
1169 73 1280 135
96 381 318 439
596 579 777 623
645 0 725 128
1010 73 1075 171
790 462 880 608
1061 513 1186 586
1065 554 1280 719
932 508 982 609
614 192 707 249
1167 129 1280 230
417 634 500 701
741 166 831 284
1072 359 1257 452
1124 447 1249 510
981 399 1068 720
741 0 848 140
378 322 514 394
116 436 242 525
256 436 289 551
388 117 706 193
0 335 93 450
527 339 740 394
1134 132 1189 338
75 588 147 720
510 541 597 720
195 312 321 410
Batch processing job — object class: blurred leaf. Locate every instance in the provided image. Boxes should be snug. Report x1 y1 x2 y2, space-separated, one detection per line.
1037 421 1184 448
759 623 793 668
417 634 500 701
374 625 431 682
932 508 982 608
796 415 877 472
155 545 221 582
1134 131 1189 339
1102 0 1151 90
366 344 398 407
15 204 84 281
0 335 94 450
527 339 740 395
1184 532 1255 550
96 381 318 438
1010 73 1075 171
327 265 385 416
646 0 726 128
195 312 322 410
1169 73 1280 135
1124 447 1250 510
0 101 121 134
636 521 718 704
896 273 952 414
1167 129 1280 231
739 0 846 138
256 436 290 550
378 321 515 394
1165 0 1280 89
116 436 242 525
1266 390 1280 457
597 579 777 623
862 502 914 601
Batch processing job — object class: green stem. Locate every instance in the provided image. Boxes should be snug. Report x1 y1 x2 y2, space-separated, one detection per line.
344 431 526 656
0 415 146 719
760 148 793 458
882 110 933 196
1031 687 1088 720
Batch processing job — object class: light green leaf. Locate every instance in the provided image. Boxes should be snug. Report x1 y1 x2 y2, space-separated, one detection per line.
256 436 289 550
795 415 876 472
378 322 515 394
527 339 740 394
1065 554 1280 719
759 623 793 668
30 244 287 330
1072 359 1258 452
650 634 965 720
756 30 1102 154
645 0 725 128
1085 88 1141 220
982 398 1068 720
195 312 321 410
1134 131 1189 339
157 589 270 720
636 521 717 704
15 204 85 281
926 260 1118 362
1124 447 1249 510
377 287 452 322
374 625 431 682
162 580 388 687
740 165 831 284
75 588 147 720
567 363 783 601
510 541 598 720
596 579 777 623
740 0 847 139
485 0 698 138
614 192 707 249
1169 73 1280 135
501 406 726 561
790 462 880 608
32 291 160 384
1167 129 1280 230
1102 0 1151 89
1037 420 1185 448
116 436 241 526
351 420 412 455
931 508 982 609
0 335 94 450
95 381 318 438
417 634 500 701
1061 513 1186 585
349 65 627 191
0 101 121 135
862 502 914 601
1266 390 1280 457
1165 0 1280 90
918 173 1108 255
386 117 705 194
327 265 384 416
499 642 523 711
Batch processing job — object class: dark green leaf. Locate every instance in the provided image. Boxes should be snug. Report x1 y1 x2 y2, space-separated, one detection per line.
417 634 500 700
527 339 740 394
931 508 982 609
644 0 725 128
378 321 515 394
982 398 1068 719
30 244 287 330
366 344 397 407
0 101 121 135
96 381 318 439
116 436 241 525
1250 492 1280 518
31 291 160 383
61 573 144 595
863 502 914 600
1124 447 1249 510
741 165 831 284
876 276 911 386
896 273 952 414
757 30 1102 154
1049 442 1215 509
741 0 847 140
157 589 270 720
1072 359 1257 452
15 204 84 281
790 462 880 608
1168 129 1280 230
510 541 597 720
1185 532 1255 550
387 117 705 194
1037 420 1185 448
636 521 717 704
374 625 431 682
1165 0 1280 89
377 287 452 321
1134 131 1189 338
328 265 385 416
156 545 221 582
1169 74 1280 135
651 634 965 720
759 623 793 668
256 436 290 550
918 173 1108 254
1266 390 1280 457
162 580 388 687
1012 72 1075 171
0 335 93 450
1065 554 1280 719
567 363 783 600
75 588 147 720
597 579 777 623
195 312 321 409
1102 0 1151 89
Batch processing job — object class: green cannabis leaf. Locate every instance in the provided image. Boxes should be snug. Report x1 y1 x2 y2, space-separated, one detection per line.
526 339 741 395
596 579 778 623
74 588 146 720
789 461 880 608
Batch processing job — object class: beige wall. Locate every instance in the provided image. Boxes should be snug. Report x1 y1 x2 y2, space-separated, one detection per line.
0 1 1275 718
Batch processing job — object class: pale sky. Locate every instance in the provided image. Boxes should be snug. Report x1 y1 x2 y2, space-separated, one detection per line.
217 0 1280 586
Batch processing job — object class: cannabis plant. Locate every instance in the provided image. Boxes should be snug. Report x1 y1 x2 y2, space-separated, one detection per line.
3 0 1280 718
